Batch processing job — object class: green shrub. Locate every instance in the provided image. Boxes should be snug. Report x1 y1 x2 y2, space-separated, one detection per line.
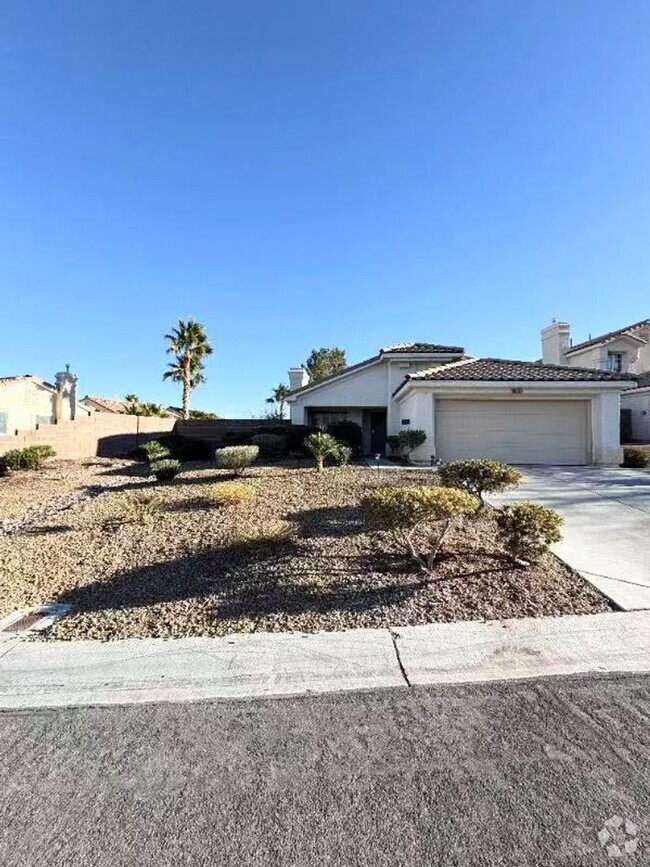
495 502 563 563
122 491 163 525
2 450 23 471
304 432 340 472
150 458 181 482
386 435 400 453
622 447 649 468
398 429 427 460
207 481 256 507
3 445 56 470
135 435 212 463
0 456 9 477
387 430 427 461
251 433 287 457
326 421 363 457
214 445 259 475
361 486 478 573
332 443 353 466
438 459 522 505
138 440 172 464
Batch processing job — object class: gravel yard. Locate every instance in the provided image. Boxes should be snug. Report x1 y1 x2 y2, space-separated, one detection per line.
0 459 612 640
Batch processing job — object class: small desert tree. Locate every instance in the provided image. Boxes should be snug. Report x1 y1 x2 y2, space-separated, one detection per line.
361 486 478 574
304 432 340 472
438 459 522 506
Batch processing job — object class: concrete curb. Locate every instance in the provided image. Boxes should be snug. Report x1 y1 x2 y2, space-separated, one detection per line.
0 611 649 709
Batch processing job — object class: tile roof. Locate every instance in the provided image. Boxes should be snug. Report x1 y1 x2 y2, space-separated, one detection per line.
381 342 465 354
397 357 638 390
288 344 466 395
565 319 650 355
82 396 129 413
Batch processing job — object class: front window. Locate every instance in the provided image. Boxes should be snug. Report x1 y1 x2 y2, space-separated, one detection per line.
606 352 624 372
311 410 348 430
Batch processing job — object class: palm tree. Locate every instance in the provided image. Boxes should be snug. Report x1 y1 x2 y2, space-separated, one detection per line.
265 383 290 419
163 319 213 419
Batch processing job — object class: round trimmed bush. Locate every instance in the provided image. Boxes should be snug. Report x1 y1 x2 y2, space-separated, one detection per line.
150 458 181 482
438 459 522 504
496 501 563 563
214 445 259 475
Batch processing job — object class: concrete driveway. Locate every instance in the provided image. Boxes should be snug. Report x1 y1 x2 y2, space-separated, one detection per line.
489 466 650 611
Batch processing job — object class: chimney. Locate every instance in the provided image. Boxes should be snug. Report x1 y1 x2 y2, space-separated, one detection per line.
540 320 571 366
54 364 79 421
288 366 310 391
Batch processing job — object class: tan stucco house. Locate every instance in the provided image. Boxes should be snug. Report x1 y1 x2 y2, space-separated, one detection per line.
541 318 650 442
0 367 89 435
287 342 637 466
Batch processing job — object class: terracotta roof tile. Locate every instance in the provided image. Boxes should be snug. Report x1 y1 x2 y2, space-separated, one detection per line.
401 357 638 386
381 342 465 354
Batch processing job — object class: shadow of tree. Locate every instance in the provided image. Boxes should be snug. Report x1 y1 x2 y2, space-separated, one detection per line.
52 530 431 625
289 505 365 538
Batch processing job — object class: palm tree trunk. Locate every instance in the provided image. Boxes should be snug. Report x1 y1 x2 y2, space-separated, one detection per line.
182 354 191 420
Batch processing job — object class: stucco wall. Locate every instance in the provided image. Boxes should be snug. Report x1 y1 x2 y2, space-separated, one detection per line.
0 414 175 459
0 379 90 434
0 380 56 434
289 357 445 427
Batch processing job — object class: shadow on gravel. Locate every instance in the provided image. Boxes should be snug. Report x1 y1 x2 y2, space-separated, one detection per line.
52 534 426 625
288 505 365 538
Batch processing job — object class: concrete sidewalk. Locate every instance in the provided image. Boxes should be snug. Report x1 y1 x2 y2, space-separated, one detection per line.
488 466 650 610
1 610 650 708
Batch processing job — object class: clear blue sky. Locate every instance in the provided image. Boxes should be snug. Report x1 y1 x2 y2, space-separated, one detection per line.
2 1 649 416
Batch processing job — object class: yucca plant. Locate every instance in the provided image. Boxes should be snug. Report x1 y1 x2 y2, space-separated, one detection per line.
304 432 340 472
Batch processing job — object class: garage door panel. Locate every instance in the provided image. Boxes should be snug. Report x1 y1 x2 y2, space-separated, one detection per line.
436 400 590 465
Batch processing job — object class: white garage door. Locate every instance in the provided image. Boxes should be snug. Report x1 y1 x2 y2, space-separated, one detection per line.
436 399 590 465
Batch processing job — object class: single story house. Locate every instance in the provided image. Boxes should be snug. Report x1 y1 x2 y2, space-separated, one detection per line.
286 343 637 466
541 318 650 442
0 367 90 435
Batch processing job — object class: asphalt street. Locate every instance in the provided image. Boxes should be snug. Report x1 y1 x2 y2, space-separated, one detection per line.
1 673 649 866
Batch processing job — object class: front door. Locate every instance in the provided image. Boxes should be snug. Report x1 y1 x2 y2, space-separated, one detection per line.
370 411 387 455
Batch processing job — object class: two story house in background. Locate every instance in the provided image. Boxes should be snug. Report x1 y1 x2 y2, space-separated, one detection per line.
0 366 90 435
541 319 650 442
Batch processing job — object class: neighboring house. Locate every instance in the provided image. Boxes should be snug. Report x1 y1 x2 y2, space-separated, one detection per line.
81 396 183 418
286 342 637 466
0 367 89 435
541 319 650 442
